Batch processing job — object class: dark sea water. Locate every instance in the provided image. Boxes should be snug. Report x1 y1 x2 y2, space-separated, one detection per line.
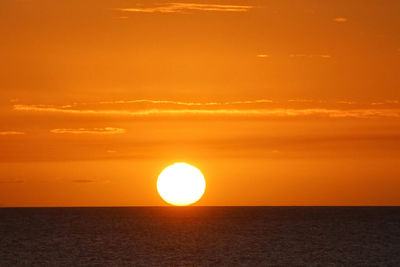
1 207 400 266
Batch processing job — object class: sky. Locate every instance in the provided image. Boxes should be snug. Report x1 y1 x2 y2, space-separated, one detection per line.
0 0 399 206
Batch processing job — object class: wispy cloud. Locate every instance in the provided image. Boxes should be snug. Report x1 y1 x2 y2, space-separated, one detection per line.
336 101 356 105
50 128 126 134
72 179 96 183
371 100 400 106
288 99 315 103
13 103 400 119
116 3 253 13
257 54 270 58
333 17 348 22
16 99 273 108
289 54 331 58
72 179 110 184
0 131 25 135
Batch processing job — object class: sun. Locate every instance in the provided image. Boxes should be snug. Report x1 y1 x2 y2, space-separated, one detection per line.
157 163 206 206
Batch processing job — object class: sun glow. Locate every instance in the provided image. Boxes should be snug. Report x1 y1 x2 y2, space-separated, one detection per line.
157 163 206 206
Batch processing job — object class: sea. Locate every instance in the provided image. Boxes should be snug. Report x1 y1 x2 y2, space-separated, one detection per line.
0 207 399 266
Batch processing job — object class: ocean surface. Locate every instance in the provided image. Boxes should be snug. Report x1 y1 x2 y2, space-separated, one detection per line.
1 207 399 266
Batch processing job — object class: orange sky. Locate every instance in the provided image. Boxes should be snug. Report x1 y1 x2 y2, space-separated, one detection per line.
1 0 399 206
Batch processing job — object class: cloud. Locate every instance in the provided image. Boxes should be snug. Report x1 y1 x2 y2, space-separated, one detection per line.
16 99 273 108
0 131 25 135
288 99 315 103
13 103 400 119
289 54 331 58
72 179 110 184
333 17 348 22
116 3 253 13
336 101 356 105
50 127 126 134
72 179 97 183
257 54 270 58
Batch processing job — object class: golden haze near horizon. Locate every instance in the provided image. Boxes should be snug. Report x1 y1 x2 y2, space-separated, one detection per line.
1 0 400 206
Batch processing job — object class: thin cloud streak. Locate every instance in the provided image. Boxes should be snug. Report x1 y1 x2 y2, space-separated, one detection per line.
35 99 400 107
72 179 97 183
50 128 126 134
117 3 253 13
14 104 400 119
333 17 348 22
98 99 273 106
0 131 25 135
289 54 331 58
72 179 110 184
22 99 274 107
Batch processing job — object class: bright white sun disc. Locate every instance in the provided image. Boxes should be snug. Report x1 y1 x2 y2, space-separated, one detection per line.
157 163 206 206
